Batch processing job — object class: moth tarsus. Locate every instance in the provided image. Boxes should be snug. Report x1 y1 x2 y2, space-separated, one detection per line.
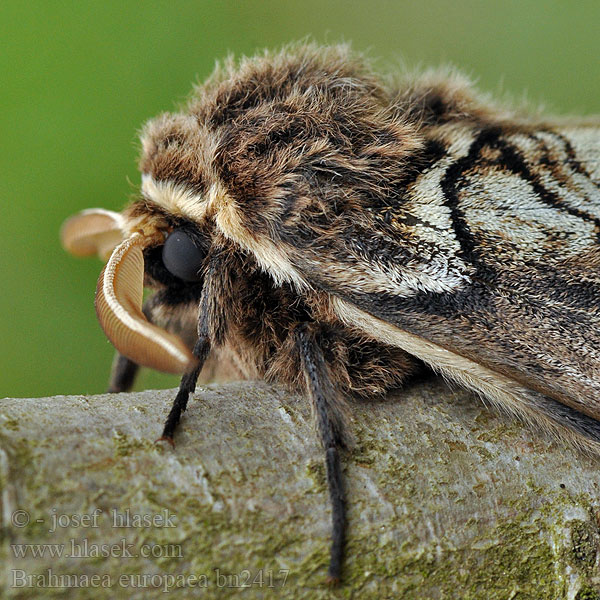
154 435 175 449
160 339 208 441
61 42 600 583
160 365 200 442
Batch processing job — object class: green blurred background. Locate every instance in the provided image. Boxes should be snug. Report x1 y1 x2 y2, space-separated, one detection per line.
1 1 598 398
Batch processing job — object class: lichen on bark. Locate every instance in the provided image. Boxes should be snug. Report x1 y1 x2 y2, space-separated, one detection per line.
1 378 600 598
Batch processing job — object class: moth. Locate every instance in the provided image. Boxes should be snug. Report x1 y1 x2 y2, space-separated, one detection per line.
61 43 600 583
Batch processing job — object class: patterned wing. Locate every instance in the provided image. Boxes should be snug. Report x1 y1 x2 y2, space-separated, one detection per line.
285 123 600 419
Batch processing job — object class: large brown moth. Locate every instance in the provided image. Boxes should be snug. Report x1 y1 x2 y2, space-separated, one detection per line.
61 43 600 583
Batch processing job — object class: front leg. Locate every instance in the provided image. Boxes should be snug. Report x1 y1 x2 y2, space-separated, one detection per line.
159 250 230 444
296 324 347 584
159 337 209 443
108 352 140 394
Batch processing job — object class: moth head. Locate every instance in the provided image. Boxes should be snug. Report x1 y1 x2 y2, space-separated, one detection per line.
61 44 425 375
61 205 206 375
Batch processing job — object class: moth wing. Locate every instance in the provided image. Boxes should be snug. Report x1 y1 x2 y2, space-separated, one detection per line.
319 247 600 422
308 125 600 419
225 123 600 420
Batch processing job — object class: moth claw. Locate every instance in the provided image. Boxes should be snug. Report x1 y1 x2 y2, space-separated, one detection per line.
155 436 175 449
325 574 340 587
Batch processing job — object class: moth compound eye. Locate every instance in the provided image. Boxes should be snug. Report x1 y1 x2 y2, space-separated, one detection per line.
161 229 205 282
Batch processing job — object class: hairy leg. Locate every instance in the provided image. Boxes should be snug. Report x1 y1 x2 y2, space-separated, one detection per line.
296 324 347 584
107 353 140 393
159 250 229 443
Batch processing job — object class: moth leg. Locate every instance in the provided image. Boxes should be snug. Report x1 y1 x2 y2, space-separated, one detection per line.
296 324 347 584
158 251 228 445
158 337 209 445
107 353 140 393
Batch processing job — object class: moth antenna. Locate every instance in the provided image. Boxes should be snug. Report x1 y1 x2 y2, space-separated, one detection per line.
107 290 200 393
60 208 124 260
108 294 164 393
95 234 195 374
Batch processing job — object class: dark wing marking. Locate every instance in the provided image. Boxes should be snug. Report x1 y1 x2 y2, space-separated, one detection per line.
283 123 600 419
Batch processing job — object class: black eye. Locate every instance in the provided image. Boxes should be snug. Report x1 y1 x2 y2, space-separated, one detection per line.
161 228 205 282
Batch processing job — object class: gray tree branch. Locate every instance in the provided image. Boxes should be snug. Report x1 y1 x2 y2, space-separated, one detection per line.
1 379 600 599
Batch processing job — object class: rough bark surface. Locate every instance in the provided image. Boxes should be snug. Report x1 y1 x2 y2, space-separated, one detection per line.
1 379 600 599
